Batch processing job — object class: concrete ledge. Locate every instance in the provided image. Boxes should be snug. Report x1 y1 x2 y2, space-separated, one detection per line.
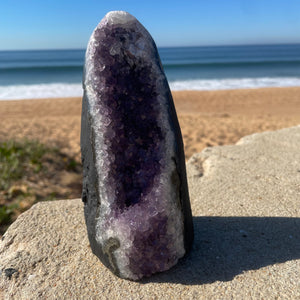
1 126 299 299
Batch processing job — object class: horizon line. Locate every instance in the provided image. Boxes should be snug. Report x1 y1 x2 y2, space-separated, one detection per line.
1 42 300 52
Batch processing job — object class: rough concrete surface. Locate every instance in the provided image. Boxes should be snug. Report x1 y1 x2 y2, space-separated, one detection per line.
1 126 299 299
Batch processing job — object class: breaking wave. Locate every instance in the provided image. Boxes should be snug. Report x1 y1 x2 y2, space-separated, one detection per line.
1 77 300 100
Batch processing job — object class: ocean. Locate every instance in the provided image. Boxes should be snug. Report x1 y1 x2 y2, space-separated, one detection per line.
1 44 300 100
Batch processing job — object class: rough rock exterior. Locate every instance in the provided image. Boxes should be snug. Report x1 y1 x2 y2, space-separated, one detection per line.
1 126 300 299
81 11 193 280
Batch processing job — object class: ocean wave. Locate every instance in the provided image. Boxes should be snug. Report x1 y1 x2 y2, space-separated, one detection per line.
0 65 83 71
2 59 300 71
1 77 300 100
164 60 300 69
0 83 83 100
169 77 300 91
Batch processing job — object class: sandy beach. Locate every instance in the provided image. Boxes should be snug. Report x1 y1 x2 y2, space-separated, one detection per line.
1 87 300 297
1 87 300 160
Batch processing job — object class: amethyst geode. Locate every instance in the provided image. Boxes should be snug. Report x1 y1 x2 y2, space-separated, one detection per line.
81 11 193 280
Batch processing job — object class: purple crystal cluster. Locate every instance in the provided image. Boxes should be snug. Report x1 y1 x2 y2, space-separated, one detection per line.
81 11 193 280
92 25 163 211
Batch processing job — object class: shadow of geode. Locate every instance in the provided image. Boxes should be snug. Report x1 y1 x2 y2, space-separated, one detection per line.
142 216 300 285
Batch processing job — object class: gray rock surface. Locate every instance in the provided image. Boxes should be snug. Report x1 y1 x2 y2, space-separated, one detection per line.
1 126 299 299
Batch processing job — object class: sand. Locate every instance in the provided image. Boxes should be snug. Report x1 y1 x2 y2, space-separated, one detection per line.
1 87 300 161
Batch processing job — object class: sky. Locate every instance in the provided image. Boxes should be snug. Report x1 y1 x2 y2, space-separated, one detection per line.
1 0 300 50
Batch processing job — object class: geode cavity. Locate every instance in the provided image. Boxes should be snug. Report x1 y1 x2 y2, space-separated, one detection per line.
81 11 193 280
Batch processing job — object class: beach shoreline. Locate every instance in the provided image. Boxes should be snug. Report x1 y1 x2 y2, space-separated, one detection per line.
1 87 299 160
0 86 299 233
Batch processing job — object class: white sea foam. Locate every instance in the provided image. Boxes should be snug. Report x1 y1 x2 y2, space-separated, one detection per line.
0 83 83 100
169 77 300 91
1 77 300 100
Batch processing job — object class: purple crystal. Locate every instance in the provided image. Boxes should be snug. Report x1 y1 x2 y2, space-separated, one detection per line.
81 11 193 280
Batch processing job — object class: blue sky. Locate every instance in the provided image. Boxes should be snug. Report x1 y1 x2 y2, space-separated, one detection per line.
1 0 300 50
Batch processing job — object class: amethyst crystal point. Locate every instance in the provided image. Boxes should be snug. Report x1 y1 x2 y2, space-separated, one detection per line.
81 11 193 280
